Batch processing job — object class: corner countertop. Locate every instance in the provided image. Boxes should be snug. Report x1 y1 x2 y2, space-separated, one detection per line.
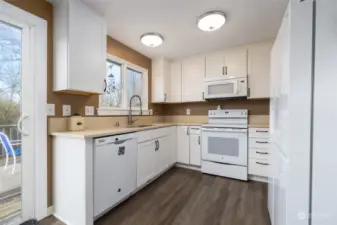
50 123 203 139
248 124 269 128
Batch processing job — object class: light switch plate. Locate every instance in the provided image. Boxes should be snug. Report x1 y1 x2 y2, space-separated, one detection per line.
47 104 55 116
186 108 191 115
85 106 95 116
62 105 71 116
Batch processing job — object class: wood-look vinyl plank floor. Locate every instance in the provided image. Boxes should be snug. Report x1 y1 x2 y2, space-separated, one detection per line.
40 167 270 225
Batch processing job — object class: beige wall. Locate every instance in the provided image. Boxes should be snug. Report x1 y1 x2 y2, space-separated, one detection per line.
159 99 270 115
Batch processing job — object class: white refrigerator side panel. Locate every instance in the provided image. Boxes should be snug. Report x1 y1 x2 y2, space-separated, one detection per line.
287 1 313 225
270 1 314 225
311 0 337 224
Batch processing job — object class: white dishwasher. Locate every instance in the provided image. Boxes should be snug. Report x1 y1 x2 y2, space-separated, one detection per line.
94 133 137 218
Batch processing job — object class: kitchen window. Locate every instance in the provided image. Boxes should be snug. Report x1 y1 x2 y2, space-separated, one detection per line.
98 54 148 115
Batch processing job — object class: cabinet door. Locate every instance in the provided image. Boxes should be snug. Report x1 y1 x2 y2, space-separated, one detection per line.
182 55 205 102
152 76 165 102
177 126 190 164
224 47 247 78
205 51 226 78
94 140 137 217
169 127 177 165
155 136 170 175
248 41 273 99
152 58 170 103
169 61 182 102
189 134 201 166
137 140 156 188
68 0 106 93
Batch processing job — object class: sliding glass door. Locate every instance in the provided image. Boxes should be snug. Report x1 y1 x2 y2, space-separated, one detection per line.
0 9 38 225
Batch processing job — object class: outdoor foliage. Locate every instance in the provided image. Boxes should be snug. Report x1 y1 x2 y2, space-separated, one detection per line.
0 22 21 125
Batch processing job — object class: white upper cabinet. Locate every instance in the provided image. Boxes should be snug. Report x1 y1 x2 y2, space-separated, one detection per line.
53 0 107 94
205 47 247 79
247 40 274 99
182 55 206 102
205 51 225 78
223 47 248 78
169 61 182 102
151 57 170 103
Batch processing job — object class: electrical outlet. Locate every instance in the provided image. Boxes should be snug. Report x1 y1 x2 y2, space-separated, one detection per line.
62 105 71 116
85 106 95 116
47 104 55 116
186 108 191 115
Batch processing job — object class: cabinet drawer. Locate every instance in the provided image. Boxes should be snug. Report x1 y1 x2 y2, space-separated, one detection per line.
249 128 269 138
249 137 270 149
248 159 270 177
249 148 271 160
137 127 172 143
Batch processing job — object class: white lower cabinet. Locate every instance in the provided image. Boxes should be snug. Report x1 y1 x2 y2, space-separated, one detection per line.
137 127 177 188
176 126 201 166
51 126 179 225
189 127 201 166
177 126 190 164
248 127 270 179
137 139 157 188
155 136 170 174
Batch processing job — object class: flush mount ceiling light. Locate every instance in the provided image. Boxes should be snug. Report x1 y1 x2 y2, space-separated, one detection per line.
197 11 226 32
140 33 164 47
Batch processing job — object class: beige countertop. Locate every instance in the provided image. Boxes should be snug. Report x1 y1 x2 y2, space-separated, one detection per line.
248 124 269 128
50 123 203 139
51 120 269 139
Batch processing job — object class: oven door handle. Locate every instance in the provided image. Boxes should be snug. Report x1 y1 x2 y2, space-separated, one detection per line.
202 128 247 133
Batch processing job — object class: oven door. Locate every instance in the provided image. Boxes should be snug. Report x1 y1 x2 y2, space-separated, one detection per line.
201 127 248 166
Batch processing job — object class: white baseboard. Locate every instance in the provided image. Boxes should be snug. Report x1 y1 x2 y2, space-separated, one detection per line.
249 175 269 183
47 206 54 216
175 163 201 171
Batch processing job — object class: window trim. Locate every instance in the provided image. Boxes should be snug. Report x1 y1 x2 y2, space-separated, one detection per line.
98 54 149 116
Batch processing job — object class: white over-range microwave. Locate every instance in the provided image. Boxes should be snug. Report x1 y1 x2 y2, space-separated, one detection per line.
203 77 247 100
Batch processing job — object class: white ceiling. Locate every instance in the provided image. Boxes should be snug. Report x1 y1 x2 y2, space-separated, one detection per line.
83 0 287 60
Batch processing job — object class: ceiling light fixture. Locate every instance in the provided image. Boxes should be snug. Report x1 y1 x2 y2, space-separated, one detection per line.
140 33 164 48
197 11 226 32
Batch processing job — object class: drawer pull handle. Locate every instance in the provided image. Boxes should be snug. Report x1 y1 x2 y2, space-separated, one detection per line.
256 162 269 166
256 151 268 155
256 141 268 144
256 130 268 133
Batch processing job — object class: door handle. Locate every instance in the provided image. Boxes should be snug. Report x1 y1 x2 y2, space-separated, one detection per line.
256 130 268 133
198 136 200 145
104 79 107 92
155 140 158 151
17 115 29 136
157 140 160 150
222 66 224 75
186 127 190 135
225 66 227 75
256 141 268 144
164 93 167 101
256 151 268 155
256 162 269 166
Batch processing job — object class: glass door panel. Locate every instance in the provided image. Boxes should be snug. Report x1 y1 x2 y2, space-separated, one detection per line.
0 20 22 224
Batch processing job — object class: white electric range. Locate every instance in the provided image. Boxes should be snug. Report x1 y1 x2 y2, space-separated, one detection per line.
201 109 248 181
